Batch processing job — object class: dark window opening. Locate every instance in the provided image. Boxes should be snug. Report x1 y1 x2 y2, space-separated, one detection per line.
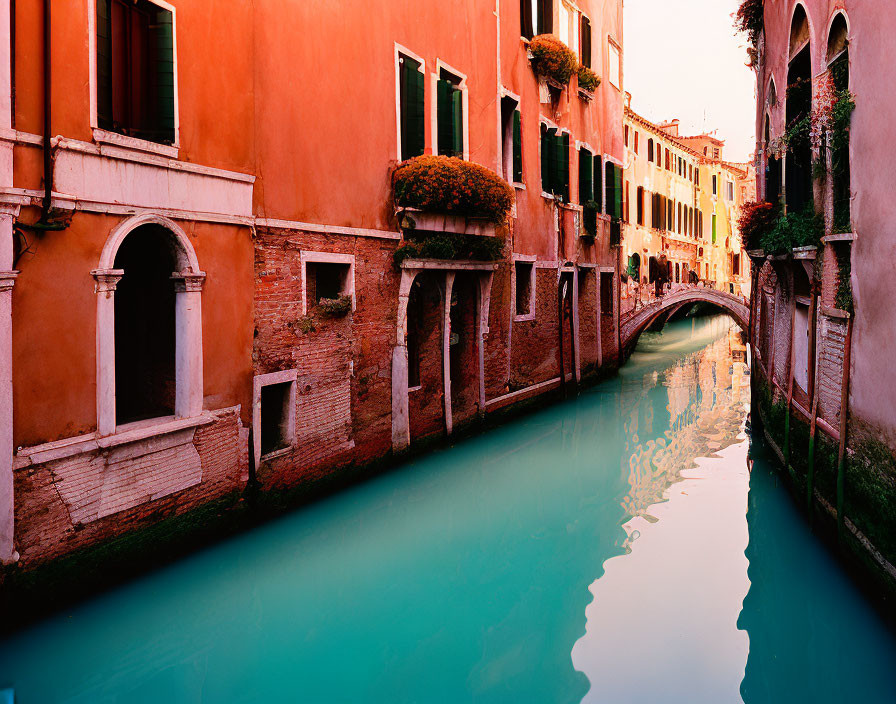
306 262 349 309
786 45 813 214
501 97 523 183
830 41 851 231
578 148 593 204
600 271 614 314
260 382 292 456
96 0 175 144
521 0 552 39
114 224 176 424
407 283 422 388
581 15 592 68
399 55 425 160
541 125 569 200
515 261 534 316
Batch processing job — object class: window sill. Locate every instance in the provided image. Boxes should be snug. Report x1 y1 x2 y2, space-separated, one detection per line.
15 412 213 468
513 182 526 190
409 385 423 393
513 313 536 323
93 128 179 159
261 446 294 462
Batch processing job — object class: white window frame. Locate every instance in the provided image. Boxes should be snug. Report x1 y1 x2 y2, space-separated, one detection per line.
92 213 205 438
87 0 181 157
300 251 356 315
499 89 522 186
253 369 298 466
431 60 470 161
512 254 537 322
394 43 427 161
608 38 622 90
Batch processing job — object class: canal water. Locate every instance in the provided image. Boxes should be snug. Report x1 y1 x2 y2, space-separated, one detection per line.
1 316 895 703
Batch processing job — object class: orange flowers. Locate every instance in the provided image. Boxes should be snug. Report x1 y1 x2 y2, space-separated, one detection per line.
529 35 578 86
393 155 514 223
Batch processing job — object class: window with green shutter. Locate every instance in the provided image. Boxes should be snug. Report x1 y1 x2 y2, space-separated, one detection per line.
437 70 464 158
556 132 569 201
512 110 523 183
594 155 603 212
578 149 593 204
96 0 175 144
712 214 718 243
399 55 425 160
541 124 556 193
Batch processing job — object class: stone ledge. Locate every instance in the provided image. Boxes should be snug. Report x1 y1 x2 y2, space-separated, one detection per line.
821 232 856 244
14 411 223 469
400 210 497 237
399 258 499 271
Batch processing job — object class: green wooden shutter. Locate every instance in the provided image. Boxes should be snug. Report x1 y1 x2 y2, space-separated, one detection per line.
150 7 176 141
451 87 463 157
557 133 569 201
604 162 614 218
96 0 112 129
579 149 592 204
400 57 424 159
540 125 549 191
712 214 717 243
613 164 623 219
437 79 452 156
594 156 603 212
512 110 523 182
542 126 557 193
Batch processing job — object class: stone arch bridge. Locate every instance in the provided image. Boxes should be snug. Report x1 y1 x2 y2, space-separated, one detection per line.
620 286 750 354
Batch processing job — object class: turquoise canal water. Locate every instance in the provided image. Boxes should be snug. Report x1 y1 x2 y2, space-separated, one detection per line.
2 316 895 703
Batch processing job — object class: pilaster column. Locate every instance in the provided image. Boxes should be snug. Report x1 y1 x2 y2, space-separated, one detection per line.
392 268 418 451
572 268 581 382
91 268 123 437
442 272 456 436
476 271 494 412
0 268 18 564
171 272 205 419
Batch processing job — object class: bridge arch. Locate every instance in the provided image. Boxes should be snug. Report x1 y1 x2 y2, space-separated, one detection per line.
620 287 750 355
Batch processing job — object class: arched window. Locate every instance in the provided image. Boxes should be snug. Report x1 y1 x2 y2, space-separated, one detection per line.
786 4 813 214
93 215 205 436
828 12 851 230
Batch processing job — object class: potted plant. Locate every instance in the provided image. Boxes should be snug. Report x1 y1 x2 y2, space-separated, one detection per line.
528 35 578 88
577 65 601 97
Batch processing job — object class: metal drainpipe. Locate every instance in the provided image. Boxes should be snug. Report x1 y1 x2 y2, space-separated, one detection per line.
836 315 854 543
41 0 52 221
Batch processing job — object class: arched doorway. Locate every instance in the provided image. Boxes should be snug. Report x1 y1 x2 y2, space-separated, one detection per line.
113 225 177 423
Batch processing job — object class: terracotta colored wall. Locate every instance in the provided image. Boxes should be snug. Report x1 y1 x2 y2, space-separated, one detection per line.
12 213 253 447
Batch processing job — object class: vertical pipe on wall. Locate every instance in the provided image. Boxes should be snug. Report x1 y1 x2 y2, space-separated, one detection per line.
805 284 820 522
40 0 51 221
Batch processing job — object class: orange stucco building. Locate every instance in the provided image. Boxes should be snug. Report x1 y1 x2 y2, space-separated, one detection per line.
0 0 624 569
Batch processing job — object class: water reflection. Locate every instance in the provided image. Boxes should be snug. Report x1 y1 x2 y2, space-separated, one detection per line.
572 318 753 703
1 316 894 703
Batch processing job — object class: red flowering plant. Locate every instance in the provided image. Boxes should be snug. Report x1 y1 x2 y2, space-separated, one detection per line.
737 200 780 251
734 0 764 67
392 155 514 224
529 35 578 86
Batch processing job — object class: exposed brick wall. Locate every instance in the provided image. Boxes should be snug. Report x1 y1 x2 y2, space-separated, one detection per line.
817 314 847 426
509 267 563 389
578 270 599 368
13 409 244 567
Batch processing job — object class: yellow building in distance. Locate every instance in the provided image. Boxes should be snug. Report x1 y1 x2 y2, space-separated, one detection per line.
622 98 755 300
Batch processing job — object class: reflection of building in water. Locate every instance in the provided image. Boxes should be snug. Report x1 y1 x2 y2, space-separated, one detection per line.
621 326 749 519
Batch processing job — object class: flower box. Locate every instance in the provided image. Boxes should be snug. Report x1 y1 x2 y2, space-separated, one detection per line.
528 35 578 87
393 155 514 224
399 209 497 238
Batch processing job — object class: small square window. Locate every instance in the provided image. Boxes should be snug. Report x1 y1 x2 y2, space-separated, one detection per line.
301 254 354 314
253 369 298 465
514 261 535 319
260 382 293 456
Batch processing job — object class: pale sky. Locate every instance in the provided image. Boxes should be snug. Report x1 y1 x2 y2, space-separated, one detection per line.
623 0 757 163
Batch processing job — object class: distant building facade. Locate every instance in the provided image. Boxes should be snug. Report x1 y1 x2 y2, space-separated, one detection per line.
621 104 753 301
